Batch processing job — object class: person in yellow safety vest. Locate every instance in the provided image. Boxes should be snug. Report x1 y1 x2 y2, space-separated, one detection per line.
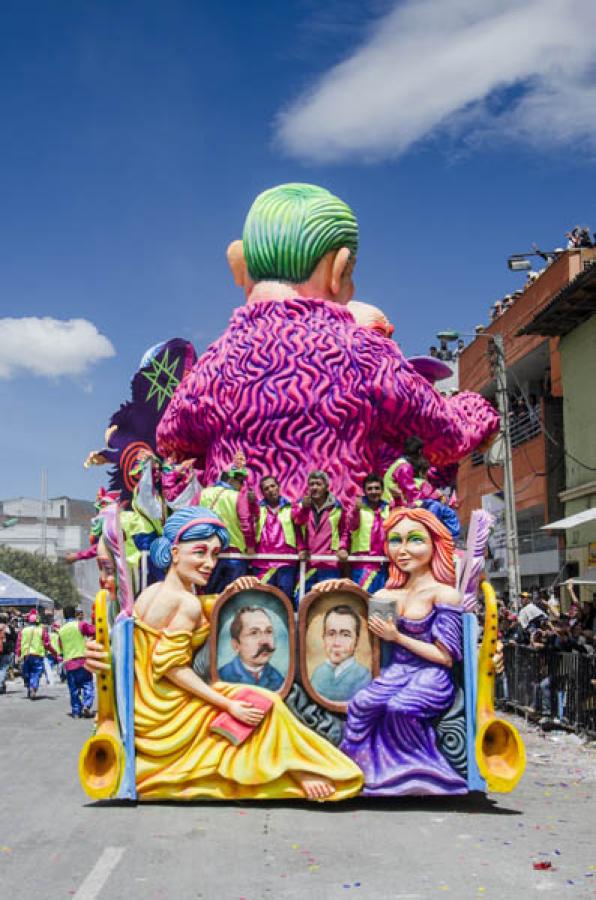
15 610 57 700
347 474 390 593
200 452 255 593
250 475 300 604
292 471 349 596
58 606 96 718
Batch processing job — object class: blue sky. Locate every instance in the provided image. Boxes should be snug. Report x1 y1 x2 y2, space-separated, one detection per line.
0 0 594 501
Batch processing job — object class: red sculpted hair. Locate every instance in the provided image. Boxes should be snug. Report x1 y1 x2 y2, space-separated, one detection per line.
383 507 456 588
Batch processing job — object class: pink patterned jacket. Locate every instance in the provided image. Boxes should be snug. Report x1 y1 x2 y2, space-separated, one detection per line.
157 299 499 505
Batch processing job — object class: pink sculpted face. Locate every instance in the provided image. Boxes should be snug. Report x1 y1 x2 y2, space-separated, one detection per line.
96 539 116 599
386 517 433 577
347 300 394 338
171 536 221 588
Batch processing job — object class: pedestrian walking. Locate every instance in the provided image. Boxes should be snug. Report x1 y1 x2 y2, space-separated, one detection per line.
58 606 95 718
15 610 57 699
0 613 16 695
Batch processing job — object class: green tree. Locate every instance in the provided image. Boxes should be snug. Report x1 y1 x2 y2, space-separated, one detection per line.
0 546 80 608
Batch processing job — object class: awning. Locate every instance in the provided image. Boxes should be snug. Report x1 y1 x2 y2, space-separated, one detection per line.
542 508 596 530
0 570 55 608
572 568 596 586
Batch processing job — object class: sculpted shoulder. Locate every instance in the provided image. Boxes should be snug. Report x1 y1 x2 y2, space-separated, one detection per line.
135 583 202 632
434 584 462 607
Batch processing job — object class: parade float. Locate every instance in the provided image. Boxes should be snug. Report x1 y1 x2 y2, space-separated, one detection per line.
78 183 525 803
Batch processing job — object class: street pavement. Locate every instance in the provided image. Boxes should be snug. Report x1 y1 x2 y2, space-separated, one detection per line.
1 676 596 900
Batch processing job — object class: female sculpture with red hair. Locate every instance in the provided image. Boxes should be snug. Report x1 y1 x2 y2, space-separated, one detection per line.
340 506 468 796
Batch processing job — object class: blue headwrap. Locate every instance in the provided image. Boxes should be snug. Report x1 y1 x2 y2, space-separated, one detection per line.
149 506 230 571
421 499 461 539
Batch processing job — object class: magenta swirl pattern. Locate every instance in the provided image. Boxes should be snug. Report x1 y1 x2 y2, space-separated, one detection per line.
156 299 499 503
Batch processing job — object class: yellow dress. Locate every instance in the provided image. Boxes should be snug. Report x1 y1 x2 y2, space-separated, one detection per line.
133 618 364 801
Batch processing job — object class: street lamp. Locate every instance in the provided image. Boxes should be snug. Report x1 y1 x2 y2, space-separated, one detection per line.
437 329 522 609
507 248 559 271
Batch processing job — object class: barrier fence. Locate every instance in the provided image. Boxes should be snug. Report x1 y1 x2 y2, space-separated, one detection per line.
500 643 596 736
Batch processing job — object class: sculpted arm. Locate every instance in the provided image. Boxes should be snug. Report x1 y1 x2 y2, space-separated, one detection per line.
373 339 499 465
369 615 454 667
155 603 264 726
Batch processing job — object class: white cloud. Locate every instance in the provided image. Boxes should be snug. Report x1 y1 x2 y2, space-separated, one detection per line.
276 0 596 162
0 317 115 379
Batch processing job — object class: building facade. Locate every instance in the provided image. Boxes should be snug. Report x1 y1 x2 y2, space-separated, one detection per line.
521 261 596 601
0 496 95 560
457 247 596 596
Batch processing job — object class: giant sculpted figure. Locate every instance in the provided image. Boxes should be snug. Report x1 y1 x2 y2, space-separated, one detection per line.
157 184 498 501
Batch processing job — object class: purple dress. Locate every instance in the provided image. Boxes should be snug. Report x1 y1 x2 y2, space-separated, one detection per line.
340 604 468 796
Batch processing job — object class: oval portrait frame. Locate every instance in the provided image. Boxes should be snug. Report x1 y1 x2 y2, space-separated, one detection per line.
298 582 380 714
209 581 295 699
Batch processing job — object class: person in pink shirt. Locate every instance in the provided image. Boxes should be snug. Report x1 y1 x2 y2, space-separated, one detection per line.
58 606 96 718
292 472 349 596
347 474 390 593
251 475 301 604
15 611 58 700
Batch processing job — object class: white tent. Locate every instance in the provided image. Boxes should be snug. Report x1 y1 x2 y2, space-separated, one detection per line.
0 570 55 609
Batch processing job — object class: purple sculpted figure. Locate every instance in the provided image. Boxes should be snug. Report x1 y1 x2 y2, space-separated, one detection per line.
157 184 498 503
340 506 468 796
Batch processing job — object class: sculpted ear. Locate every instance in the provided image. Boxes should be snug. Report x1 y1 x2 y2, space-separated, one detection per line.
227 240 250 289
330 247 353 297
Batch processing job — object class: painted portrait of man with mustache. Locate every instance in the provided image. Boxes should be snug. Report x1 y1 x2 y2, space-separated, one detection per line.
218 606 284 691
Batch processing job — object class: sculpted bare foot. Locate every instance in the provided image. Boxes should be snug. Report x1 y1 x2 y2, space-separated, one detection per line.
291 771 335 801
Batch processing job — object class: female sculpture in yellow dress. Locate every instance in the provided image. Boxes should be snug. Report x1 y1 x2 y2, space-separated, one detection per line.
129 506 363 801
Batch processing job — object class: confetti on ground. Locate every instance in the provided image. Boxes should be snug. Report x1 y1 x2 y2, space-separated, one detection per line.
0 847 12 854
533 861 553 870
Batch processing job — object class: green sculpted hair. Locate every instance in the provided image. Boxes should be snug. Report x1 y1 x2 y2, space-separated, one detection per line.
242 183 359 283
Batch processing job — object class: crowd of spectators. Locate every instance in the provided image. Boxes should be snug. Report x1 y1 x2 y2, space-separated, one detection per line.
428 338 465 362
495 583 595 651
490 583 596 730
472 225 595 332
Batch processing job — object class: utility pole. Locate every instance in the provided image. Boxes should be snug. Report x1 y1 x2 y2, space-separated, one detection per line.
492 334 521 609
436 328 522 608
40 468 48 558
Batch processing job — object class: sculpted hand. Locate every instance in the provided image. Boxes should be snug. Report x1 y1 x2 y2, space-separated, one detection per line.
228 700 266 726
476 434 495 455
368 614 400 642
84 639 111 674
227 575 261 593
311 578 354 594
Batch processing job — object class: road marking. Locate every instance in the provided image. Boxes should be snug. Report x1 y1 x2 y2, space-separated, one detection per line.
73 847 125 900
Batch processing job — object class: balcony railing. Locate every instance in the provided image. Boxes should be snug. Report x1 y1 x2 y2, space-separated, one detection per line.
471 407 542 467
139 551 387 600
510 409 542 448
